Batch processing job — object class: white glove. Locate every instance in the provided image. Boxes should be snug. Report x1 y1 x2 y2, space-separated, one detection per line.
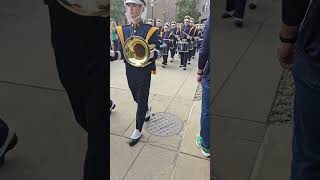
150 49 155 59
110 50 115 57
160 44 167 48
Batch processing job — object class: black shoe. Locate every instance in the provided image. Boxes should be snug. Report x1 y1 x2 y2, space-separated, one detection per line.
0 132 18 167
183 67 187 70
249 3 257 9
188 62 191 64
234 18 243 27
110 101 116 113
221 11 233 18
129 136 141 146
179 65 183 67
144 107 152 122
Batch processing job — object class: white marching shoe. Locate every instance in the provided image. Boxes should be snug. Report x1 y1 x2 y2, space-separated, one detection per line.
129 129 142 146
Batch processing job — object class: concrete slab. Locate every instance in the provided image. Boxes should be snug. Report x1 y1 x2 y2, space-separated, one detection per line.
166 98 193 122
211 10 264 95
0 2 62 90
110 134 145 180
175 67 199 100
213 115 266 142
150 60 195 97
110 61 130 90
124 145 177 180
110 88 138 135
0 83 85 180
171 153 210 180
250 124 292 180
148 94 172 113
213 138 261 180
180 100 203 158
213 19 283 122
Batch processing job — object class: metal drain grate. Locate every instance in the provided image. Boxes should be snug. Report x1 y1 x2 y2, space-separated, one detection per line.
145 112 183 136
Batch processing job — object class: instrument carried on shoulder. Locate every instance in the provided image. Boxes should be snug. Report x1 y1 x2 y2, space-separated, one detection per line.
123 36 156 67
177 39 189 53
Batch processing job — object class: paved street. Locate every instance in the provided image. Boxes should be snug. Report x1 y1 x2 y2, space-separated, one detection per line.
0 1 86 179
0 0 295 180
212 0 292 179
110 55 210 180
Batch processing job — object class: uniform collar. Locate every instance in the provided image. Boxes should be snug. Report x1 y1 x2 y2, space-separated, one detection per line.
131 21 144 29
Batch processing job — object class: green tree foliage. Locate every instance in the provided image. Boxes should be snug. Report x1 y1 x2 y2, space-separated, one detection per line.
176 0 199 22
111 0 125 22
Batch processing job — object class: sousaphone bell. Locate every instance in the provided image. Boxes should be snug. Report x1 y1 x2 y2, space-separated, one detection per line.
123 36 156 67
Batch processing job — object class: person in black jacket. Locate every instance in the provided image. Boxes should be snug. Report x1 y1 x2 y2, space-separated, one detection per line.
278 0 320 179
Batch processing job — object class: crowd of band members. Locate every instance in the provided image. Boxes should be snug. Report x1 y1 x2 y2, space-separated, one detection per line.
111 16 206 70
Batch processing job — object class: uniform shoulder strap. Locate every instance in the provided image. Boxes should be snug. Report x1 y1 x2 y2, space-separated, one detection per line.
116 26 125 49
189 26 194 34
146 27 159 43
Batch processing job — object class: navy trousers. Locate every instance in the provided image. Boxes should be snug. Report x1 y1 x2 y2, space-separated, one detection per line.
226 0 247 19
126 65 151 131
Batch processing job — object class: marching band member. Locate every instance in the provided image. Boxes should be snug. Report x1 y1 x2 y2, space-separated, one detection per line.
160 22 174 67
156 19 164 33
147 18 154 26
170 21 179 62
155 19 164 43
188 17 197 62
196 24 204 52
177 15 194 70
110 0 161 146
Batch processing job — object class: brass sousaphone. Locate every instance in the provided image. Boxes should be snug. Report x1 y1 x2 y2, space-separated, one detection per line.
123 36 156 67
